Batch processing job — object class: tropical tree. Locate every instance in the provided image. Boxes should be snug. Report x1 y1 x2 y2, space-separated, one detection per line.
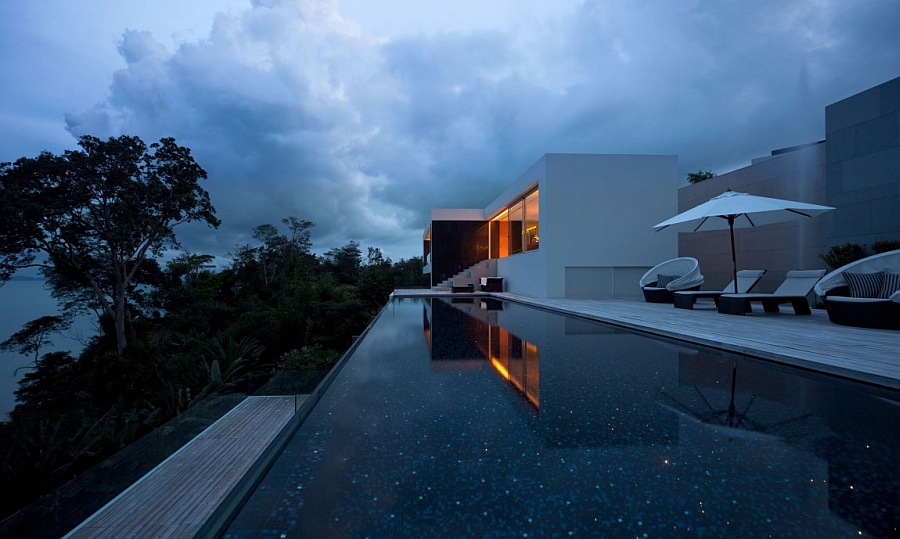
0 135 220 354
0 315 71 367
322 240 362 285
687 169 716 184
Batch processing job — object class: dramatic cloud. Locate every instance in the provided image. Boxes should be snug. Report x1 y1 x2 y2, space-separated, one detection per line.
2 0 899 262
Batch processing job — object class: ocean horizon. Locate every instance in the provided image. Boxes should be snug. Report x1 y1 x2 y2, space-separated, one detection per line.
0 278 94 421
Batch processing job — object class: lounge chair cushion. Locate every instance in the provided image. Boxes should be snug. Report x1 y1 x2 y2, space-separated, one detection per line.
843 271 883 298
879 272 900 299
656 274 680 288
826 296 889 304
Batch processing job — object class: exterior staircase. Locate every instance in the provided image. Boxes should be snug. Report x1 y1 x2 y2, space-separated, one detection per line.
435 259 498 291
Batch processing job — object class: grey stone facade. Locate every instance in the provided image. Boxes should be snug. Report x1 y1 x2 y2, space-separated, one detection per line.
677 142 828 292
677 76 900 292
825 76 900 248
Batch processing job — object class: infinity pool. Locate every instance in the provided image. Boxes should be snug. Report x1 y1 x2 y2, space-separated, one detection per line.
225 296 900 538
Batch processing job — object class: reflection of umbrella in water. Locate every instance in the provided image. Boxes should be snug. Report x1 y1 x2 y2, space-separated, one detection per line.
653 190 834 293
659 361 812 435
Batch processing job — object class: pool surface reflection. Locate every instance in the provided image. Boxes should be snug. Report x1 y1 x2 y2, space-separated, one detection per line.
225 297 900 538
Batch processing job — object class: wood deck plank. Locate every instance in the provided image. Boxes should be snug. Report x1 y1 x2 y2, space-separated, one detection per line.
64 396 297 539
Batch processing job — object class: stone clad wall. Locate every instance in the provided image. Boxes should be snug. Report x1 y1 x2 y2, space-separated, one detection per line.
825 76 900 248
678 75 900 292
677 143 828 292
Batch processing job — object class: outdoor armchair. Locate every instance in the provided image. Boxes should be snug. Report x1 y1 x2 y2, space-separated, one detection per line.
640 257 704 303
717 269 826 316
673 269 766 310
813 249 900 329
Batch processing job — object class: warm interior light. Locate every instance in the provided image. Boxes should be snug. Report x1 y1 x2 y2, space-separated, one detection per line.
491 358 510 380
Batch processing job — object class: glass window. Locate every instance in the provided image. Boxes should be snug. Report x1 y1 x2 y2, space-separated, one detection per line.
490 209 508 259
509 199 523 255
490 186 538 258
524 189 539 251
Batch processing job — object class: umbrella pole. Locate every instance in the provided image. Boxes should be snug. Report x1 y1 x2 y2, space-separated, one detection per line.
729 217 738 293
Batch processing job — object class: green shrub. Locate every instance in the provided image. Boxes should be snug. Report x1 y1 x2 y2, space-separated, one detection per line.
872 240 900 254
820 243 869 270
278 344 340 371
687 170 716 184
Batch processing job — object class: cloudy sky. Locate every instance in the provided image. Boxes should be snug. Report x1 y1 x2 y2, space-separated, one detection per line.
2 0 899 263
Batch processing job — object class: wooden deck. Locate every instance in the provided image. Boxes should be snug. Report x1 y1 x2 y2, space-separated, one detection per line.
63 396 301 539
394 289 900 390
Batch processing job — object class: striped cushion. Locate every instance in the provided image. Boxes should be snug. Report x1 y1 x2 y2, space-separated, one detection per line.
843 271 883 298
878 272 900 299
656 274 680 288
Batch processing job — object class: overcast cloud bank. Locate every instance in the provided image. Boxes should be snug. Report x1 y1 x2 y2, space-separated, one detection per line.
3 0 900 260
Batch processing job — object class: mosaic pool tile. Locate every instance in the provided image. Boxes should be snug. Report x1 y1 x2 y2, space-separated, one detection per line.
225 297 900 538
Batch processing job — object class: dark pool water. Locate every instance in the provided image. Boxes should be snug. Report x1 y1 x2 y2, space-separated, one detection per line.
225 296 900 538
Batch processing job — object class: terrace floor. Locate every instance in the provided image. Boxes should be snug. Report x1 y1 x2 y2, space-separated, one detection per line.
394 289 900 390
63 396 303 539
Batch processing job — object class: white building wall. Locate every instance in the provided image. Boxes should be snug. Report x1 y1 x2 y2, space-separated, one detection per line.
541 154 679 298
484 158 546 219
497 250 547 296
438 153 679 299
431 208 485 221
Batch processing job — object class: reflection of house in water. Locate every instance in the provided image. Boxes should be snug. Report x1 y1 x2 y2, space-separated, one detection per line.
421 296 900 536
423 298 487 363
422 298 681 446
424 298 539 409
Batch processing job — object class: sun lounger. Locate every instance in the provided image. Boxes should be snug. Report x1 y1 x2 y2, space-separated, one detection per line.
717 269 826 316
673 270 766 310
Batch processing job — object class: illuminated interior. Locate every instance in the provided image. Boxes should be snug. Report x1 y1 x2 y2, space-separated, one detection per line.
490 185 539 259
487 325 540 409
427 298 540 410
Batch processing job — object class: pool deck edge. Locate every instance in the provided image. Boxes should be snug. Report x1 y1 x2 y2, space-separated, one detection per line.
393 290 900 391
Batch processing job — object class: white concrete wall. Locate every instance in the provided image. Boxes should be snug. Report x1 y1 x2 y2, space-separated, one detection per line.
485 157 548 296
484 158 546 218
497 249 546 296
541 154 679 298
432 153 679 299
431 208 485 221
564 266 649 300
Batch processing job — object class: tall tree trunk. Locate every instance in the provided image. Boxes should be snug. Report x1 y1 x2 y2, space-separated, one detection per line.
114 287 128 355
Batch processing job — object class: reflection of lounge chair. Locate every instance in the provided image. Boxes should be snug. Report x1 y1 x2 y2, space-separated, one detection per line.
813 249 900 329
640 257 704 303
717 269 826 316
673 270 766 310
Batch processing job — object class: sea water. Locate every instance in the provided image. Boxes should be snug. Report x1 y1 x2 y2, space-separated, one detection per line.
0 279 93 420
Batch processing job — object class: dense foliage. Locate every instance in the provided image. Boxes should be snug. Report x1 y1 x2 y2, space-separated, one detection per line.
0 135 220 354
820 241 900 270
686 169 716 184
0 139 428 524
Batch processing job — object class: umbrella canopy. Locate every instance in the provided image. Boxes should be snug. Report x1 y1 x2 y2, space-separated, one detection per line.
653 190 834 292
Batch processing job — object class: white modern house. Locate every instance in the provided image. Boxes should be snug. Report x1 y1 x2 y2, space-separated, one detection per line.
424 76 900 301
423 153 679 299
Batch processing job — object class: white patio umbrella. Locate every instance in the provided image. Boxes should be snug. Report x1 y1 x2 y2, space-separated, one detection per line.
653 190 835 292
